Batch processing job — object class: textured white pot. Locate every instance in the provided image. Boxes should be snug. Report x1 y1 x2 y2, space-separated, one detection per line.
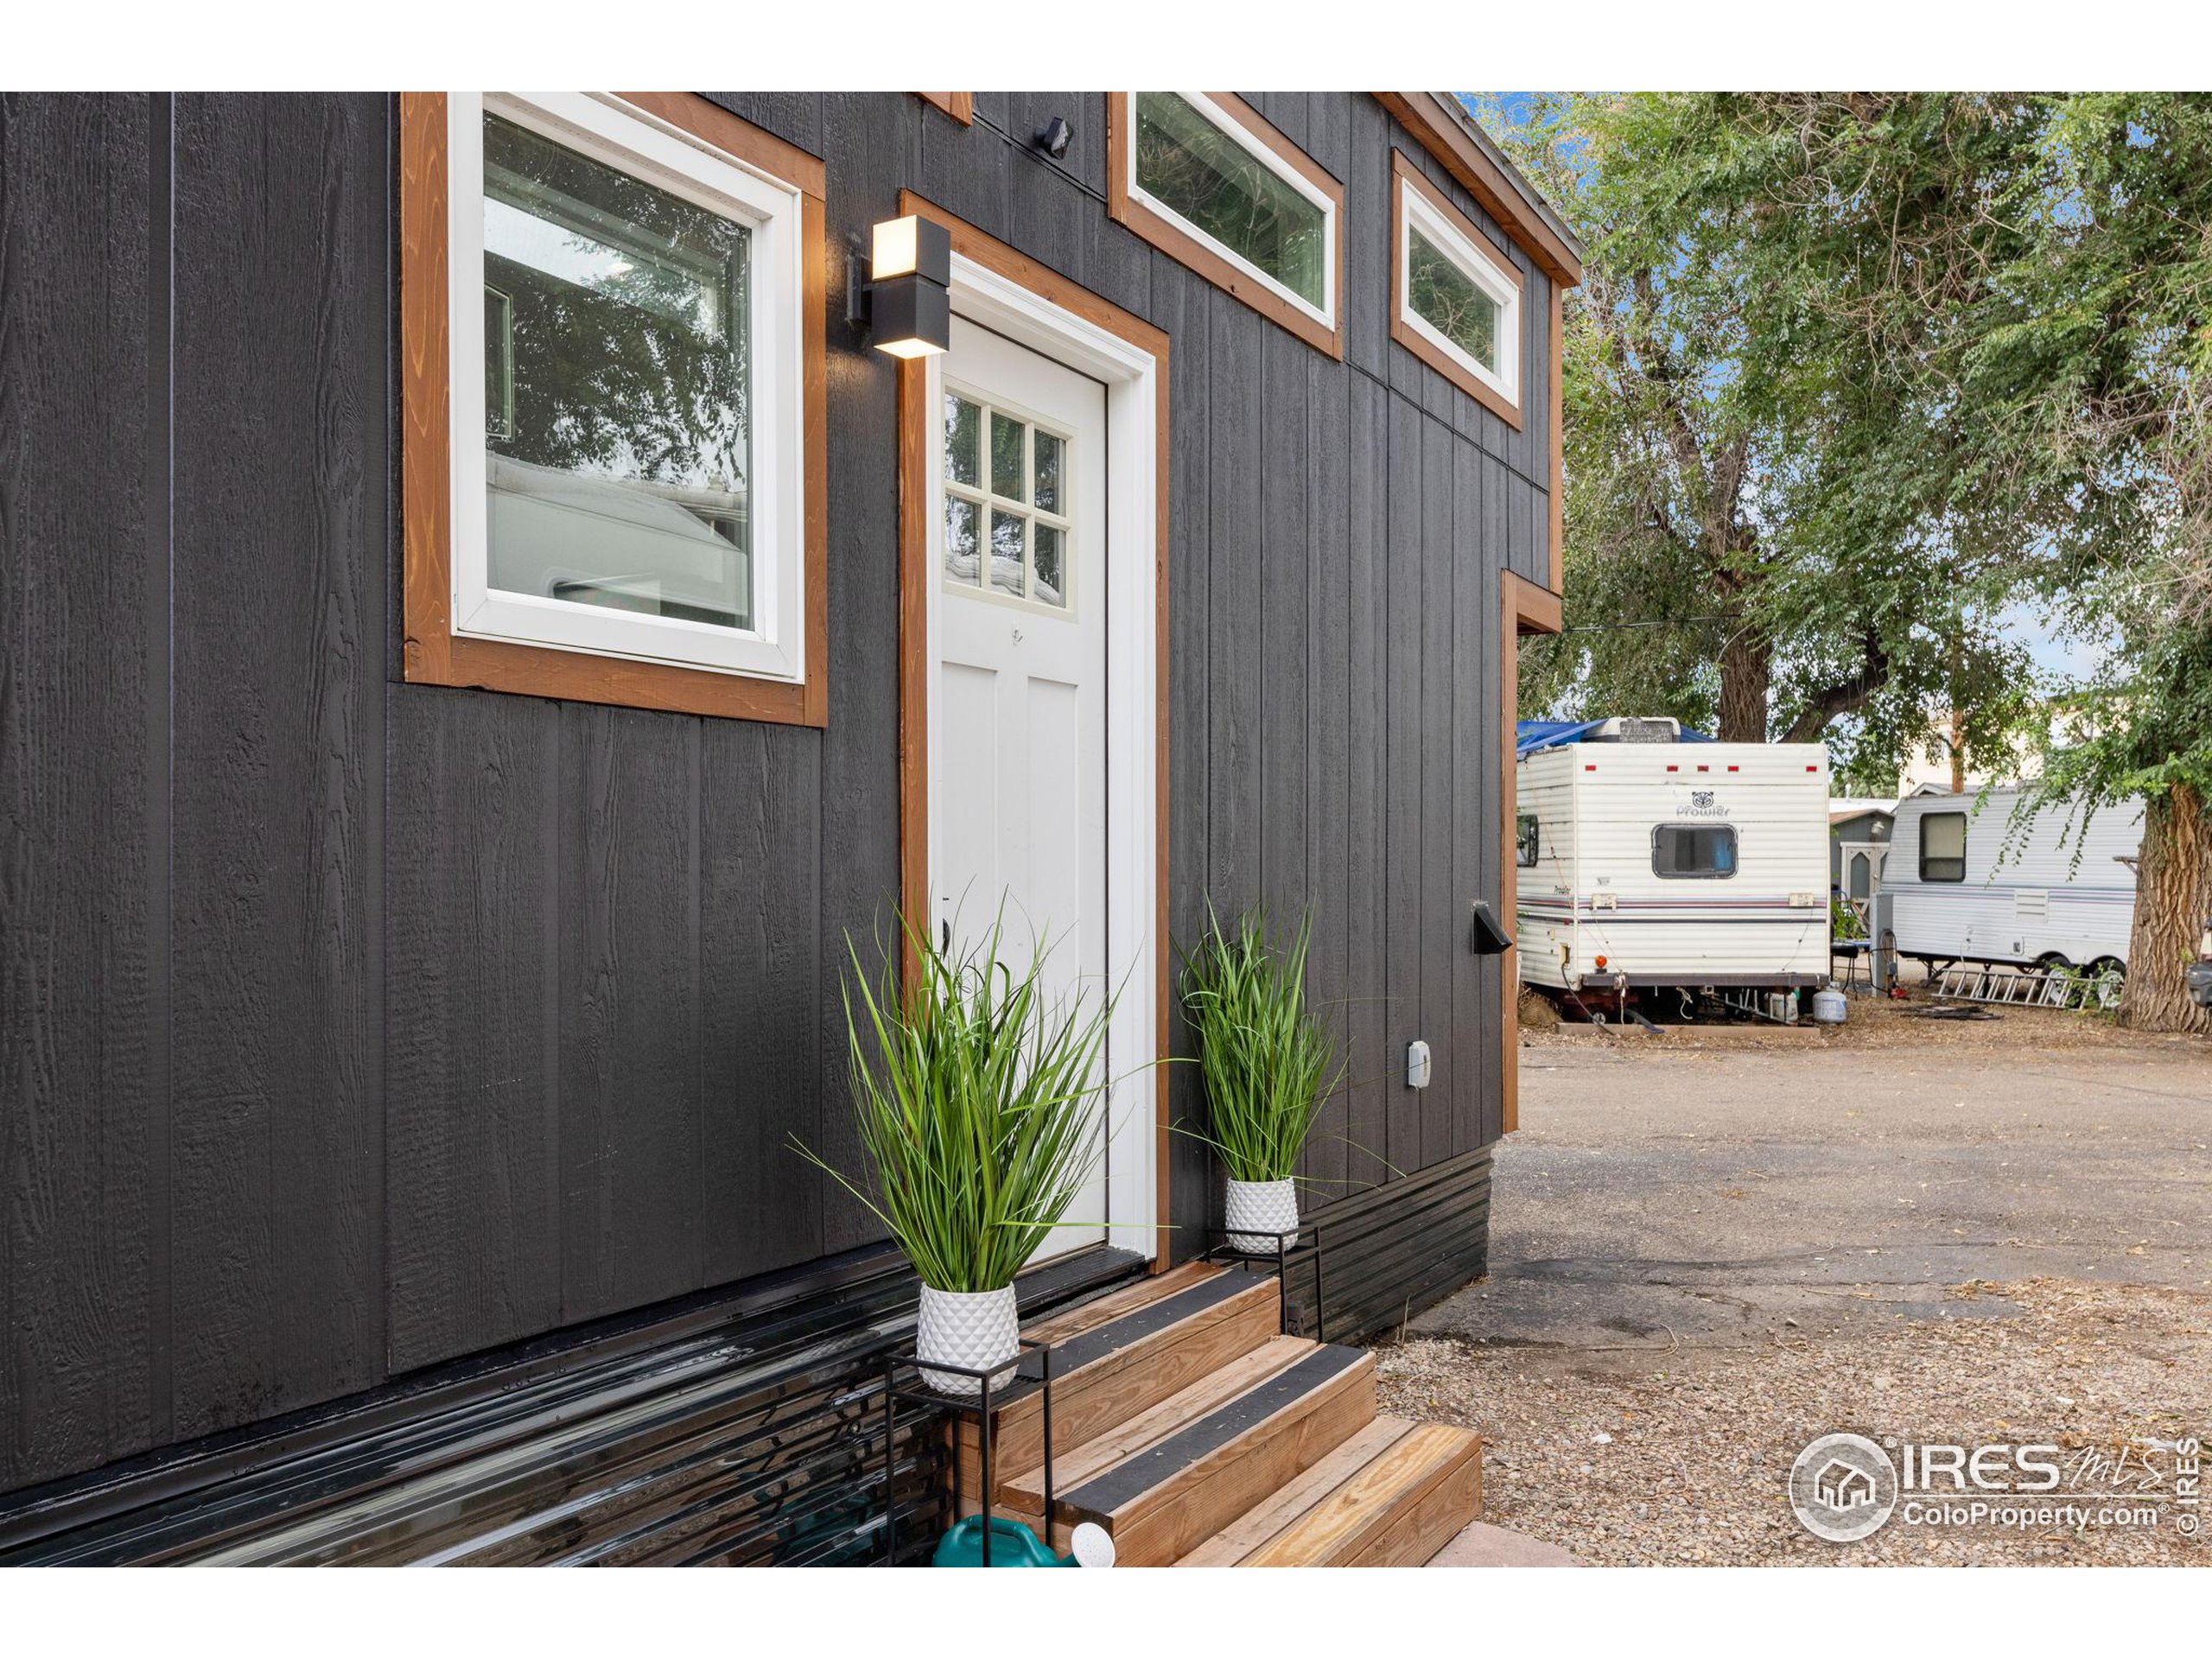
916 1284 1020 1395
1225 1177 1300 1254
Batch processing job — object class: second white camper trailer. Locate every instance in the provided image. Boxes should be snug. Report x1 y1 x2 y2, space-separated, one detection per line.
1515 719 1832 1000
1883 786 2142 975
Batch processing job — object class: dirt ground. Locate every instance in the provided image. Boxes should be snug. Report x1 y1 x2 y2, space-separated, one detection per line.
1374 1015 2212 1565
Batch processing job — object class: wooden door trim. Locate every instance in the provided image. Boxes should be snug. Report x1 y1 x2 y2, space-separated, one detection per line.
1499 573 1562 1136
895 191 1174 1266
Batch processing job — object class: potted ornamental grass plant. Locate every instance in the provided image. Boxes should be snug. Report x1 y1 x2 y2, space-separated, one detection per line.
1180 908 1343 1253
797 911 1113 1395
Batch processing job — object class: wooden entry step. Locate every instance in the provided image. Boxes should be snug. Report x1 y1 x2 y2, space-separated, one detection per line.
949 1260 1480 1567
952 1262 1280 1490
1173 1416 1483 1567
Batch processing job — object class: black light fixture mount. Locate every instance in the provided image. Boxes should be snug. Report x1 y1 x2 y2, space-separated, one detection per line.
1033 115 1073 160
855 213 952 359
1467 899 1513 956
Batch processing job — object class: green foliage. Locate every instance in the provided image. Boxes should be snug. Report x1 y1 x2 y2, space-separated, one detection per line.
1830 895 1866 943
1179 909 1341 1185
792 912 1112 1294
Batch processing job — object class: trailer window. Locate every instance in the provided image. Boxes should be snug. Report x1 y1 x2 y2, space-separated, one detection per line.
1516 813 1540 868
1919 811 1967 882
1651 823 1737 879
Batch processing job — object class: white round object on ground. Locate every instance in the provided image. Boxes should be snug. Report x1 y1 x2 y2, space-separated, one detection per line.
1070 1522 1116 1567
1811 986 1847 1026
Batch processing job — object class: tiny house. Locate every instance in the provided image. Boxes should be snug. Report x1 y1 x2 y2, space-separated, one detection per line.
0 92 1579 1562
1514 720 1832 999
1884 787 2142 975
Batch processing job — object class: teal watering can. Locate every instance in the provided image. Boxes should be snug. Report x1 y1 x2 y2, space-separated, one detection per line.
931 1515 1116 1567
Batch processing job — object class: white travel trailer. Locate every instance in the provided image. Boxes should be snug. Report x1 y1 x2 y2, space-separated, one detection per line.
1883 786 2143 975
1515 719 1832 1000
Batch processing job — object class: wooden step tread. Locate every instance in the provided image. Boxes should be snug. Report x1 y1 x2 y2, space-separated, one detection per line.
1043 1343 1380 1565
960 1268 1281 1491
1189 1421 1483 1568
1018 1262 1224 1347
1171 1416 1422 1567
999 1335 1315 1508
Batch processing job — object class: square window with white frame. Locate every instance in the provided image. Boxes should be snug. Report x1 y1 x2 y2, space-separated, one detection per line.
1391 152 1525 423
443 92 810 684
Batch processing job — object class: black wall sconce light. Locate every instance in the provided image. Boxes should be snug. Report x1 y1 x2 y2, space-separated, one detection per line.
851 213 951 359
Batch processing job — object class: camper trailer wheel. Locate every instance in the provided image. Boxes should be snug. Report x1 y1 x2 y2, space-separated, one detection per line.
2033 951 2072 971
2087 958 2126 1010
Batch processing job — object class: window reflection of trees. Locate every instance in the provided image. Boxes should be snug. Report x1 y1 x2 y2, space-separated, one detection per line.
1408 230 1499 371
483 113 752 531
1133 94 1325 308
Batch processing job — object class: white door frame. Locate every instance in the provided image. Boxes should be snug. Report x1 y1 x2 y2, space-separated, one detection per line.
922 251 1162 1263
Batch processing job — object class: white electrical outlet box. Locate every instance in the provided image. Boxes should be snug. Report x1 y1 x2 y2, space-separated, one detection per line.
1407 1039 1432 1090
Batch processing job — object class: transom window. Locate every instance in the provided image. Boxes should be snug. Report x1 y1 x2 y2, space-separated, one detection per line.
942 389 1072 611
1109 93 1344 357
1651 823 1738 879
445 92 810 684
1919 811 1967 882
1391 151 1525 425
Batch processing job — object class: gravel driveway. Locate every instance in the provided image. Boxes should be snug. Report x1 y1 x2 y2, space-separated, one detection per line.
1375 1011 2212 1564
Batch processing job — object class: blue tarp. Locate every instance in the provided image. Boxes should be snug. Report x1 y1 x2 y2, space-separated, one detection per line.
1515 719 1716 756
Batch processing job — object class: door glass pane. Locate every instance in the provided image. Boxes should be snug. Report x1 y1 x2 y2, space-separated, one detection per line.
989 510 1027 597
1408 227 1501 374
1033 431 1065 514
945 395 982 486
1033 524 1065 607
944 497 980 584
481 111 755 631
990 412 1026 502
1134 92 1325 308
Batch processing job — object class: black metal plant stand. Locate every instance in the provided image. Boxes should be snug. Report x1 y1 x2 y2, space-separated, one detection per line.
880 1337 1055 1567
1197 1224 1326 1343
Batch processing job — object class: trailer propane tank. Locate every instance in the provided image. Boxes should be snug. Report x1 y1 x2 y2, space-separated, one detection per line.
1811 985 1848 1027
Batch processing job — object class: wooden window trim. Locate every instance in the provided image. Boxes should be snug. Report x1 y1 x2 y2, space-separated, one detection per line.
893 190 1176 1266
1499 573 1563 1136
1107 92 1345 360
914 92 975 125
1390 149 1525 431
1548 283 1565 594
399 92 830 725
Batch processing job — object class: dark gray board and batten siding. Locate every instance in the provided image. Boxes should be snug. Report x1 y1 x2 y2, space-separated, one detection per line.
0 92 1554 1510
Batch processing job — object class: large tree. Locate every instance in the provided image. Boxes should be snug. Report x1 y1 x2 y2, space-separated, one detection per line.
1489 93 2035 772
1491 92 2212 1032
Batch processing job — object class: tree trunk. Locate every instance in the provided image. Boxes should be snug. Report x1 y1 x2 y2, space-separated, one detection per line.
2120 782 2212 1035
1716 630 1771 742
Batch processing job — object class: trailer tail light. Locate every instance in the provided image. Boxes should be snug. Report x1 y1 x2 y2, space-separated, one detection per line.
1585 764 1597 772
1594 954 1608 969
1806 765 1819 772
1727 765 1739 772
1666 764 1679 772
1696 764 1710 772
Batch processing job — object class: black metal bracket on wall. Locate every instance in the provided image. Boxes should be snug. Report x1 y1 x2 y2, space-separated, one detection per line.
879 1338 1055 1567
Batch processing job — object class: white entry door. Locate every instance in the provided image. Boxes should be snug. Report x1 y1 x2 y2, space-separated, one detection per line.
930 315 1110 1260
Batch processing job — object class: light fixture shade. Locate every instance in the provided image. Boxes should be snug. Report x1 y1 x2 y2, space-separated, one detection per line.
870 214 950 285
871 273 950 358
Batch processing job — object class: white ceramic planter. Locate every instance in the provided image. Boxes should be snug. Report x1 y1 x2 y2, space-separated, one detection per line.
916 1284 1020 1395
1225 1177 1300 1254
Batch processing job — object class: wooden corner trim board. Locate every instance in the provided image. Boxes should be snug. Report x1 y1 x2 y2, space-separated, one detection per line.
398 92 830 726
914 92 975 125
1373 92 1583 289
893 190 1177 1269
1499 573 1564 1137
1549 285 1565 593
1106 92 1347 362
1388 149 1525 432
